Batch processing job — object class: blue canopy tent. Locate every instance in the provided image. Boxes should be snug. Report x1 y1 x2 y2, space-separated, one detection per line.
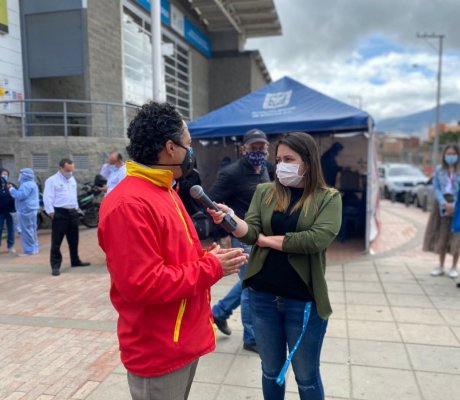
189 77 379 251
188 76 371 137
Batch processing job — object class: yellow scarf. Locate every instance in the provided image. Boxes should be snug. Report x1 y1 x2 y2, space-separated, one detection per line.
125 160 193 244
126 160 173 188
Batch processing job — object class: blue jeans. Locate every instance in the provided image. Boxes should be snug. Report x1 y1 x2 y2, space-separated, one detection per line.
0 212 14 249
249 289 328 400
212 236 255 345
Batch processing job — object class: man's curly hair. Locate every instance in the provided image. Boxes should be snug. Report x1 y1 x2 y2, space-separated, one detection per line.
126 102 184 165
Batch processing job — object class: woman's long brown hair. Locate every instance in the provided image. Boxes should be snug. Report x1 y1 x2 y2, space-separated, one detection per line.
266 132 328 214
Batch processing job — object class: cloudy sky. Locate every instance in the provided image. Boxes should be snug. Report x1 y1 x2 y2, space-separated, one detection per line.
246 0 460 122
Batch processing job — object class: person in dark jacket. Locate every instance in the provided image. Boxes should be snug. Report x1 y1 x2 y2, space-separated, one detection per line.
209 128 271 353
321 142 344 187
0 168 16 254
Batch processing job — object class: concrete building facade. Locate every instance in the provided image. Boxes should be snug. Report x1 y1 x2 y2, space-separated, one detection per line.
0 0 281 183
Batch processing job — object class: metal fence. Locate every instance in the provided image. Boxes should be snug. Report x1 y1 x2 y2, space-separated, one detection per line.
0 99 140 137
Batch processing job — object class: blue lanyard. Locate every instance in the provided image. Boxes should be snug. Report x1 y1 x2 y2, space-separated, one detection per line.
276 301 312 386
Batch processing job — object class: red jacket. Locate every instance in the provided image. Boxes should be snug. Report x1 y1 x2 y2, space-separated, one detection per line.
98 161 222 377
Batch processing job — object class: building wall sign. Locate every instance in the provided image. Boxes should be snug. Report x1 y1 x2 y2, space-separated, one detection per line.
0 0 8 34
183 16 211 58
134 0 211 57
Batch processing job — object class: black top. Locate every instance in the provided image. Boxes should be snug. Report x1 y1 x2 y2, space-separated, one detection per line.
0 178 15 214
209 158 270 219
175 169 202 216
247 187 314 301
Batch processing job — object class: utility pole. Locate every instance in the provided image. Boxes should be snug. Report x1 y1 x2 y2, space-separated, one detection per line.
416 32 444 169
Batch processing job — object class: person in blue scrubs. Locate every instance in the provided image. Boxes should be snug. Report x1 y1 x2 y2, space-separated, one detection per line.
8 168 40 256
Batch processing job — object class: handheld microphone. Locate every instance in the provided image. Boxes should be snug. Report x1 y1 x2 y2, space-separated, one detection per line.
190 185 237 232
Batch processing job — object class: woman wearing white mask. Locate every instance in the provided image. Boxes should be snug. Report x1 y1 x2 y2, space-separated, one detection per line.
208 132 342 400
423 144 460 279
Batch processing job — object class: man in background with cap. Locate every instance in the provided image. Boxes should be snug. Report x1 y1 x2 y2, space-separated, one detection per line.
209 128 271 353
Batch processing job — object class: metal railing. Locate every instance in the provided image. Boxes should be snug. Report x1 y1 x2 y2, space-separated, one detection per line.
0 99 140 138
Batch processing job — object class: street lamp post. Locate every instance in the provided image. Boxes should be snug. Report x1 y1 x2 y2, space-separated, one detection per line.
416 32 445 169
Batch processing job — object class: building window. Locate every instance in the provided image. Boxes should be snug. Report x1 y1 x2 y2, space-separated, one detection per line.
163 34 191 119
32 154 49 170
122 7 191 119
73 154 89 170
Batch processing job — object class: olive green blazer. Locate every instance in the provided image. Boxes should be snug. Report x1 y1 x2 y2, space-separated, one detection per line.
240 183 342 319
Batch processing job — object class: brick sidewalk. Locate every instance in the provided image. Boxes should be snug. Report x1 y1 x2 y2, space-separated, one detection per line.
1 200 458 399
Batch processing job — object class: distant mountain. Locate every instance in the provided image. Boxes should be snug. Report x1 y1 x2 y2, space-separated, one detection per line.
375 102 460 138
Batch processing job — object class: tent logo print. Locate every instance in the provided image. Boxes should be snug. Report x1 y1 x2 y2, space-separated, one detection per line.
262 90 292 109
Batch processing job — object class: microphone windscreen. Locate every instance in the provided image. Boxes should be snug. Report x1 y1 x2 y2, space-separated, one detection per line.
190 185 204 199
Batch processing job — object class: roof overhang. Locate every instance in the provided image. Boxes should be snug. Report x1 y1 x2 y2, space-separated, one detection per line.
187 0 282 38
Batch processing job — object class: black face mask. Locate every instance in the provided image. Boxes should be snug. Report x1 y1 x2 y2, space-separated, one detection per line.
156 143 196 178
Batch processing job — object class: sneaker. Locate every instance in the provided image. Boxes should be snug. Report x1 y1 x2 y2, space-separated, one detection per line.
8 247 16 254
213 315 232 336
430 267 444 277
51 269 60 276
448 268 459 279
18 253 33 257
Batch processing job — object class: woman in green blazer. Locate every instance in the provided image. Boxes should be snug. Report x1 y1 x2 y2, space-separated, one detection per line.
209 132 342 400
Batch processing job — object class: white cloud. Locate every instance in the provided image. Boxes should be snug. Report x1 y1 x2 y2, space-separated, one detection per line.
246 0 460 121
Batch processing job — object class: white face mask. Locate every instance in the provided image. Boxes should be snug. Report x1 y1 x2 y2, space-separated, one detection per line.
276 162 304 187
62 171 73 179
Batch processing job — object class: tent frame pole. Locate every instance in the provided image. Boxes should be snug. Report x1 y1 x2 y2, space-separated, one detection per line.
365 118 374 253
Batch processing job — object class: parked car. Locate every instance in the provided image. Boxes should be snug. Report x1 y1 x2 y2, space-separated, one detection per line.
410 176 434 211
379 163 429 202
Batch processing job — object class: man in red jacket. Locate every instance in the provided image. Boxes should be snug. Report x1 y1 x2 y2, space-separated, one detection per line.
98 102 247 400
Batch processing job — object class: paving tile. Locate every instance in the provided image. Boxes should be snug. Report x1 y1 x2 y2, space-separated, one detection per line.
407 344 460 374
327 280 345 291
344 272 380 282
346 305 393 322
421 283 460 297
321 363 350 399
344 281 383 293
349 339 411 369
398 323 459 346
347 320 400 342
381 282 425 295
429 296 460 310
194 352 235 384
211 385 264 400
416 371 460 400
351 365 421 400
326 318 348 339
189 382 220 400
345 292 388 306
378 273 418 283
86 373 129 400
329 291 346 304
452 327 460 342
214 333 246 355
330 304 346 320
223 355 261 388
386 293 433 308
321 337 349 364
392 307 445 325
342 263 376 273
326 272 344 281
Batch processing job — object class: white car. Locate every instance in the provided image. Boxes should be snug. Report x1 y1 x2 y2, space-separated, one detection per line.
379 163 429 201
410 177 434 211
